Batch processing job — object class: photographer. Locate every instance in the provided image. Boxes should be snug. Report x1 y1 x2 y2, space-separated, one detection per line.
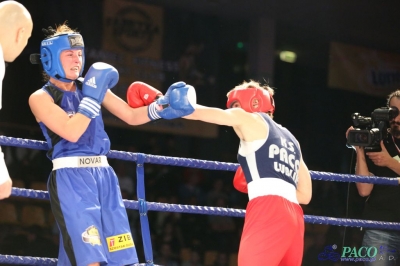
346 90 400 266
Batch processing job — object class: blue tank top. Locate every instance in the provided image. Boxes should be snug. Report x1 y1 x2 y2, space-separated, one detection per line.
38 82 111 160
238 113 301 188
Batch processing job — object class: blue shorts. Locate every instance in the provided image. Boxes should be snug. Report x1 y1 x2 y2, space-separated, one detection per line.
48 165 139 266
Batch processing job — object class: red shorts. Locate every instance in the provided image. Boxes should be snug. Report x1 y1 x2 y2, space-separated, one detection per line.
238 195 304 266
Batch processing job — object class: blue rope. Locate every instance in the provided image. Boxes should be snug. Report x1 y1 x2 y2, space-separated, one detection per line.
0 254 57 265
0 136 398 183
11 187 400 230
3 134 400 266
0 254 160 266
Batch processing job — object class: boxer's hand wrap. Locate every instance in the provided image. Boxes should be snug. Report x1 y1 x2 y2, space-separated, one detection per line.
78 97 101 118
148 102 162 120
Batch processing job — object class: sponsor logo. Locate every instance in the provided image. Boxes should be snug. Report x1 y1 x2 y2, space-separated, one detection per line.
66 111 75 118
318 244 397 263
82 225 101 246
106 233 134 252
269 136 300 184
78 156 102 166
41 40 53 46
105 6 160 52
85 77 97 88
68 35 84 47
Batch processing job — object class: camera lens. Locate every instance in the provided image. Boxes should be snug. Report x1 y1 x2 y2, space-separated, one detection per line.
355 132 368 143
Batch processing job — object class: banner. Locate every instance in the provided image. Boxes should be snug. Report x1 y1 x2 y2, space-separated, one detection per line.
101 0 163 93
328 42 400 97
97 0 218 138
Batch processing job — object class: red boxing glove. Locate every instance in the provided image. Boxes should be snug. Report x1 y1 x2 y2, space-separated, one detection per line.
127 81 163 108
233 166 248 193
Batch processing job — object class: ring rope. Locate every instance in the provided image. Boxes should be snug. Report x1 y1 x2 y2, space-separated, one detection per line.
0 254 57 265
0 254 157 266
0 136 397 185
10 187 400 230
2 135 400 265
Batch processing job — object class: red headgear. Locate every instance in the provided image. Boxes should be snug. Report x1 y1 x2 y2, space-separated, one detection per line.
226 87 275 113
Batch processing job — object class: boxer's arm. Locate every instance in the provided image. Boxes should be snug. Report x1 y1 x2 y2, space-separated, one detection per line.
0 179 12 200
184 104 252 127
101 81 162 125
102 90 151 125
185 104 270 141
29 90 91 142
0 147 12 199
103 82 195 124
296 157 312 204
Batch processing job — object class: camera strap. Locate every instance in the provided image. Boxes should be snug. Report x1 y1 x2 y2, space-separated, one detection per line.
392 135 400 154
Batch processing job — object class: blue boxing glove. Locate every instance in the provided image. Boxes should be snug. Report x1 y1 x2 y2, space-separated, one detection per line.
148 82 196 120
78 62 119 118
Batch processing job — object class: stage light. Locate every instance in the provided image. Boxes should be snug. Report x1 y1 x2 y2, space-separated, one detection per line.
279 51 297 63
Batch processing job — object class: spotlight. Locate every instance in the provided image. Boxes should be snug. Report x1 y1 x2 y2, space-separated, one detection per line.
279 51 297 63
236 42 244 49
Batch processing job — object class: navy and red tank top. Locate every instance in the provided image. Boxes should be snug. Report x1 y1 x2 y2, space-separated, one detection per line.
238 113 301 188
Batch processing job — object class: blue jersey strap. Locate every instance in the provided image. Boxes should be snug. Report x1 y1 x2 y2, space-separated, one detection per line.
136 153 154 266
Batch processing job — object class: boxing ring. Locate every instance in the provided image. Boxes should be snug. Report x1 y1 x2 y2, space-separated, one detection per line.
0 135 399 265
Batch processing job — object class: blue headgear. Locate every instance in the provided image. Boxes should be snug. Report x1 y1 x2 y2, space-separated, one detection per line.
40 33 85 82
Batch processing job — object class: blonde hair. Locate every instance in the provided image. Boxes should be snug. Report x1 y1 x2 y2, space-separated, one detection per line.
44 22 77 38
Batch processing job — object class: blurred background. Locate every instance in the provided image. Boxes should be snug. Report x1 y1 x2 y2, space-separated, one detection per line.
1 0 400 265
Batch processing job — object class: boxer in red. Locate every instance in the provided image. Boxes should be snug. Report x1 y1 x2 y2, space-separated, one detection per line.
180 80 312 266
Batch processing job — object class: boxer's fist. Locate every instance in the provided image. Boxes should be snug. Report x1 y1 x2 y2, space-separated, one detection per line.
233 166 248 193
82 62 119 104
148 81 196 120
78 62 119 118
127 82 163 108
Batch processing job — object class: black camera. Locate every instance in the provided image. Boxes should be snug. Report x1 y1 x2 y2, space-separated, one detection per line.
347 107 399 151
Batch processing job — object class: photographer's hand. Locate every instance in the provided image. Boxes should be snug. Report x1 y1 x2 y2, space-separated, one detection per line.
345 126 353 139
366 141 394 167
346 126 364 153
354 142 372 197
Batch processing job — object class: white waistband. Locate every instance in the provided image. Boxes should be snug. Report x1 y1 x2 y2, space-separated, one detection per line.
247 178 298 204
52 156 109 170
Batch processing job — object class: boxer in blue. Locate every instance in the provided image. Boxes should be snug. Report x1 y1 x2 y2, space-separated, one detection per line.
28 22 195 266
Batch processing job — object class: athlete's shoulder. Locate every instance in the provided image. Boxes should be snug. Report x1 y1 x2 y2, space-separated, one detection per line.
29 87 54 105
30 86 51 97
